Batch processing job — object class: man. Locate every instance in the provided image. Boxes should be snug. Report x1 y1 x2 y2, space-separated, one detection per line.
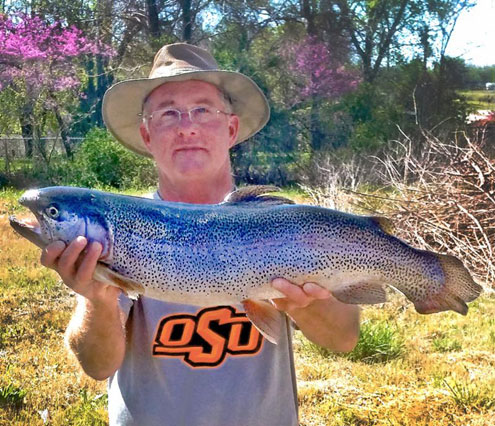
41 43 360 425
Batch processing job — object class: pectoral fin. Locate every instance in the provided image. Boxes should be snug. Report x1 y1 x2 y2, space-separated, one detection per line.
242 299 284 344
332 280 388 305
94 264 144 300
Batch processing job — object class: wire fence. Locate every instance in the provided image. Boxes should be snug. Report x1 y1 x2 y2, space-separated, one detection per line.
0 136 84 174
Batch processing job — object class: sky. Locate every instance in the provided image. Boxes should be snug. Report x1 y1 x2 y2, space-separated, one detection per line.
446 0 495 66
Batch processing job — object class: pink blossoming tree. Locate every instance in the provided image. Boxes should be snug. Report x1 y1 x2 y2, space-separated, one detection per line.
283 36 360 103
281 36 361 152
0 13 112 159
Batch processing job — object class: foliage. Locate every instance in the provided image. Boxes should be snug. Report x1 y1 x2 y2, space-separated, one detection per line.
0 13 113 158
281 35 361 102
71 128 157 189
0 14 101 92
0 383 26 409
344 320 404 363
0 1 488 187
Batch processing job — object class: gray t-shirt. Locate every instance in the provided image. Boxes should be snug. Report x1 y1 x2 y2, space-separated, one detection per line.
108 297 298 426
107 193 299 426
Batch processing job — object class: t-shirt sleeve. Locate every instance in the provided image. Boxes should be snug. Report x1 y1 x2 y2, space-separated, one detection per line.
118 292 134 321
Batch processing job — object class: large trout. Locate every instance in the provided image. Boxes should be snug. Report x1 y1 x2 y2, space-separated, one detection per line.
9 186 482 343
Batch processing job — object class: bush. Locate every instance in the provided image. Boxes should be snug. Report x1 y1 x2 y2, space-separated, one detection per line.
71 128 157 189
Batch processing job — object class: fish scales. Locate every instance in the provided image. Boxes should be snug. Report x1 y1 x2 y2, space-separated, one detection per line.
9 186 482 342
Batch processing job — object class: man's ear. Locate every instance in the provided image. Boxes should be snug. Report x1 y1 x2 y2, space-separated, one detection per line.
228 114 240 148
139 122 152 151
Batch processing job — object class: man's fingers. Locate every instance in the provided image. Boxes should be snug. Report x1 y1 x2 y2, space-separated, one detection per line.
40 241 67 268
302 282 331 299
57 236 88 277
272 278 312 307
74 242 102 284
271 278 332 311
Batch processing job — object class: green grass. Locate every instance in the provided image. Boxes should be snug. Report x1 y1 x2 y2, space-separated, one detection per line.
0 384 27 410
345 319 404 363
432 336 462 353
443 378 495 411
459 90 495 110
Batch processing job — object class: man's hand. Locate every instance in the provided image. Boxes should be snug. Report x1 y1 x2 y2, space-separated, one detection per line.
41 236 121 305
270 277 360 352
271 278 331 313
40 237 126 380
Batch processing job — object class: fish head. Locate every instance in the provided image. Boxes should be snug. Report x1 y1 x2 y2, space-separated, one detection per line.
10 187 113 260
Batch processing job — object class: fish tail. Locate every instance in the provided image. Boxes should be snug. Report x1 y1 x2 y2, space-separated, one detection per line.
414 253 483 315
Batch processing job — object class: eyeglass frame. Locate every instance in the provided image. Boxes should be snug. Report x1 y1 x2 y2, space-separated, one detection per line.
139 106 232 129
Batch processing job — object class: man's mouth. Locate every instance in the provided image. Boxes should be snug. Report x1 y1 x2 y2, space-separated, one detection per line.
174 147 207 153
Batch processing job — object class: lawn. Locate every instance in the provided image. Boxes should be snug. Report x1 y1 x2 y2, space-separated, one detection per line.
1 191 494 425
460 90 495 111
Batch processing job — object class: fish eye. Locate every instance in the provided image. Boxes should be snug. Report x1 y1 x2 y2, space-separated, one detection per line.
46 205 60 219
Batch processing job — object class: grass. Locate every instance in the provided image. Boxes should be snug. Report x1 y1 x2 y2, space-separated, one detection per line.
1 191 495 425
459 90 495 110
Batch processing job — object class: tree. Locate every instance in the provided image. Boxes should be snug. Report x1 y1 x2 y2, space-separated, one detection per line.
278 35 360 152
0 13 112 158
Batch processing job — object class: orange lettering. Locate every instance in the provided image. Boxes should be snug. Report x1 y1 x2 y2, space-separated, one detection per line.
152 306 264 368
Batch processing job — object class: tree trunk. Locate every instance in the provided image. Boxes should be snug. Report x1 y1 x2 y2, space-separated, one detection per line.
180 0 193 42
146 0 161 39
20 102 34 158
54 109 72 159
301 0 317 36
309 96 325 152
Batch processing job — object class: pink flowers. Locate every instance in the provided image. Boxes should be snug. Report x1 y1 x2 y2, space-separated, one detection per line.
0 13 111 93
283 36 361 101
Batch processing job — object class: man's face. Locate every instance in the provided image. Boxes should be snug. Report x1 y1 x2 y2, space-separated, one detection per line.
140 80 239 183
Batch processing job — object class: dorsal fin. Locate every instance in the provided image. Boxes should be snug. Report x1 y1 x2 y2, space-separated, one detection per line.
370 216 395 235
223 185 294 206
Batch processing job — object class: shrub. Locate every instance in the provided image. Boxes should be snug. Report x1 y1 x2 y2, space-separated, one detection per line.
71 128 157 189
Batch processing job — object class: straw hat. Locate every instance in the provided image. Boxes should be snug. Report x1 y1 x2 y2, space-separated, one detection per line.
102 43 270 157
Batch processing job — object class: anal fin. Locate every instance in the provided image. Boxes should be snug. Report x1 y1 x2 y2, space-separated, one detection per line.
94 264 145 300
332 280 388 305
242 299 284 344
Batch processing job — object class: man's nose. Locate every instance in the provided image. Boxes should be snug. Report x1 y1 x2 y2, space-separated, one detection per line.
176 113 197 135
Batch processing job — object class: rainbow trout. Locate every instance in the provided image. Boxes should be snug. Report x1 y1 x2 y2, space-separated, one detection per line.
10 186 481 343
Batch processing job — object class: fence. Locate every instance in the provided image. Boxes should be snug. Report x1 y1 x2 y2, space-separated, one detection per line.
0 136 84 159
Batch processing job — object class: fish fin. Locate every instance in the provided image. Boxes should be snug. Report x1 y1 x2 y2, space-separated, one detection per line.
413 253 482 316
94 264 144 300
224 185 294 206
242 299 284 344
369 216 395 235
332 280 388 305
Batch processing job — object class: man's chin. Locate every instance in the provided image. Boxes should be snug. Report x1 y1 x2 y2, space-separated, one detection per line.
173 158 210 177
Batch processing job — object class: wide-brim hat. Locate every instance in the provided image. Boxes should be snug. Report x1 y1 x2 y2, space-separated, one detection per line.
102 43 270 157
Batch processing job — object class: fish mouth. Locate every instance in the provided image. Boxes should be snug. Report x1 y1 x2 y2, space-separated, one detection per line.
9 215 48 249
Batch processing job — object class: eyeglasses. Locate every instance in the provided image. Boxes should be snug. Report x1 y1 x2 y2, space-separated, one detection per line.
142 106 231 128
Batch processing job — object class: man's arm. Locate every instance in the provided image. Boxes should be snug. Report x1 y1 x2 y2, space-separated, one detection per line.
41 237 126 380
271 278 360 352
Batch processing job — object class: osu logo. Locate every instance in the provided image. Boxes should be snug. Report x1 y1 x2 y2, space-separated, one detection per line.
152 306 264 368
